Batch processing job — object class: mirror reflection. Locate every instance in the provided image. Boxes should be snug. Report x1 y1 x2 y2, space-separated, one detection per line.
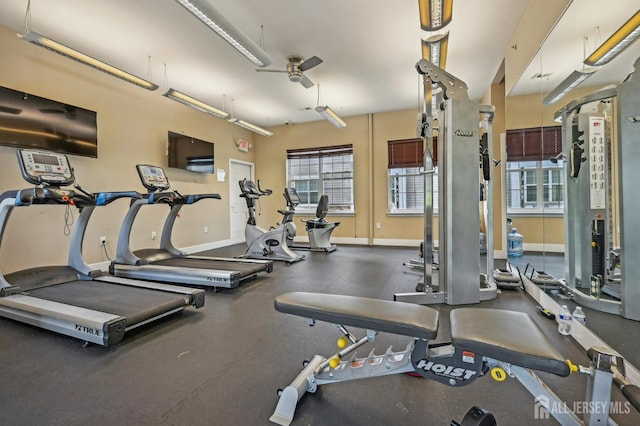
505 2 640 371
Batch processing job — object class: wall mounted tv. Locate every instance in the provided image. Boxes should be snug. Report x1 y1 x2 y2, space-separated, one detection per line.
167 131 214 174
0 85 98 158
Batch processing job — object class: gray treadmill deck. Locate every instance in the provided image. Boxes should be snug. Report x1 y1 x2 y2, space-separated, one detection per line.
26 280 188 325
151 257 267 278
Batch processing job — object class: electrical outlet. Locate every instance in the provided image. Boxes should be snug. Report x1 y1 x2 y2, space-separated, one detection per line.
151 231 157 240
99 236 107 246
376 223 381 229
204 226 208 233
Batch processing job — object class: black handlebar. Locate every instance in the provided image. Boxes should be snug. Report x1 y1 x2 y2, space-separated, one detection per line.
256 180 273 196
239 179 272 198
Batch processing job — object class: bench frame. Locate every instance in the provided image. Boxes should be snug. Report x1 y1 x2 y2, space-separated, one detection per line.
271 305 628 426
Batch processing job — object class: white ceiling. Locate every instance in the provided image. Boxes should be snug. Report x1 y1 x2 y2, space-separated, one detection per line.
0 1 638 129
510 1 640 99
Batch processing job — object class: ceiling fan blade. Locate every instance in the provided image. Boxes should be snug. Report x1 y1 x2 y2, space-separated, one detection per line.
256 69 288 73
299 75 314 89
298 56 323 72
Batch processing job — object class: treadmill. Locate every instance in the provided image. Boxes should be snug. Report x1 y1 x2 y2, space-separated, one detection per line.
0 149 205 346
110 164 273 288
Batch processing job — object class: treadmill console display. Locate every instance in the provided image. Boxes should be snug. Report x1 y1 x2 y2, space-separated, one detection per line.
137 165 170 191
17 149 75 186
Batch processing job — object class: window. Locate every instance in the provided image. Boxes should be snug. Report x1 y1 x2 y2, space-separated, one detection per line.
286 145 354 213
387 138 438 214
505 127 564 213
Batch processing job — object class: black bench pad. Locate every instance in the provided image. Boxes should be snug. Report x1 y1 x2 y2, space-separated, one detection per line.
450 308 570 377
274 292 439 339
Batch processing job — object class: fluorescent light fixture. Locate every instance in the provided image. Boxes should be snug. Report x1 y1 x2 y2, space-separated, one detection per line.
542 68 599 106
20 31 158 90
422 32 449 69
175 0 271 67
584 10 640 66
315 106 347 128
164 88 229 119
227 117 274 137
419 0 453 31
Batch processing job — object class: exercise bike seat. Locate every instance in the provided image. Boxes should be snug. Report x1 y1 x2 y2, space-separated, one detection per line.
450 308 570 377
274 292 439 339
302 195 340 229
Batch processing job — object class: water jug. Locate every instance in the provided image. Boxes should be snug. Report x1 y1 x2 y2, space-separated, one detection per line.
507 228 523 257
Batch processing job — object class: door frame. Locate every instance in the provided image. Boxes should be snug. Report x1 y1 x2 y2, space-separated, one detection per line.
229 158 255 243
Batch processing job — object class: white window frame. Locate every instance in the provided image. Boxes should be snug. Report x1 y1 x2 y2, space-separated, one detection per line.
506 159 564 214
286 146 354 215
387 166 438 215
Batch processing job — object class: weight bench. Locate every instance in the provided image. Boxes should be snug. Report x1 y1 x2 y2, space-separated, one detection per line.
270 292 631 426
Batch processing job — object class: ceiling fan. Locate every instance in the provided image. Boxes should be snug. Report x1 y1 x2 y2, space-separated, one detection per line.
256 55 323 88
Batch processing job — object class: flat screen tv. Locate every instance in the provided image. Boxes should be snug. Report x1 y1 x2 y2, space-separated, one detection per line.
0 85 98 158
167 131 214 174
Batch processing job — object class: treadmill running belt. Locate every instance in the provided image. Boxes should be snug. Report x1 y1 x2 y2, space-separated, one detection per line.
27 280 187 326
153 258 267 278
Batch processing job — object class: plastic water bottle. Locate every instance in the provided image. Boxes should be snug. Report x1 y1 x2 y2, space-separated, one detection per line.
558 305 572 335
572 306 586 326
507 228 524 257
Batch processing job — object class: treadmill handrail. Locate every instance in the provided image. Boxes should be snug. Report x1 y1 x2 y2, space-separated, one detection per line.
185 193 222 204
95 191 141 206
15 187 74 207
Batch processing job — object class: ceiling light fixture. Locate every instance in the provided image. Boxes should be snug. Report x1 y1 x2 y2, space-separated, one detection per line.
584 10 640 66
174 0 271 67
542 68 599 105
421 32 449 69
315 106 347 128
20 31 158 90
164 89 229 118
418 0 453 31
227 117 273 137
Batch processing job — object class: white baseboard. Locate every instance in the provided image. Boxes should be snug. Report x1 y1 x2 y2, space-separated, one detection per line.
372 238 422 247
181 238 239 255
91 260 111 272
332 237 369 245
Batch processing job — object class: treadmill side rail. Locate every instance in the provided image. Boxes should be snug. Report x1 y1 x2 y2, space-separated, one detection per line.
0 294 125 346
110 263 244 289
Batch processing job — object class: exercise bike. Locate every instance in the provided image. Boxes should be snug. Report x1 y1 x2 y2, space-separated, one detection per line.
280 187 340 253
238 179 304 264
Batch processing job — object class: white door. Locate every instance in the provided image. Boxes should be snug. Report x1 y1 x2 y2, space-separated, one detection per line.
229 160 254 243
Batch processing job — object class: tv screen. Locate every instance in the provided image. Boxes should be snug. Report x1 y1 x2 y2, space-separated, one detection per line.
0 85 98 158
167 131 214 174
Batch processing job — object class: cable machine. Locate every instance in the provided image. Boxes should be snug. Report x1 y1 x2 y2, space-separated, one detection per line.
395 59 497 305
557 57 640 321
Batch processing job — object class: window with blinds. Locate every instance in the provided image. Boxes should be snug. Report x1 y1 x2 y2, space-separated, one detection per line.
505 126 564 212
387 138 438 214
286 145 354 213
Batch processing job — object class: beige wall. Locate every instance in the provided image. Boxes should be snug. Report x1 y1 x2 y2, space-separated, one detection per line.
0 25 258 273
1 16 576 277
253 109 427 245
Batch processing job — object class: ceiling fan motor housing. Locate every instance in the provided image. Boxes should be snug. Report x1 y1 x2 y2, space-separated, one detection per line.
287 56 304 82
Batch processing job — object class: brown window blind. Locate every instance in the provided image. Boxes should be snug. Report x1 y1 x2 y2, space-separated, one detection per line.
388 138 424 168
287 144 353 159
506 126 562 161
